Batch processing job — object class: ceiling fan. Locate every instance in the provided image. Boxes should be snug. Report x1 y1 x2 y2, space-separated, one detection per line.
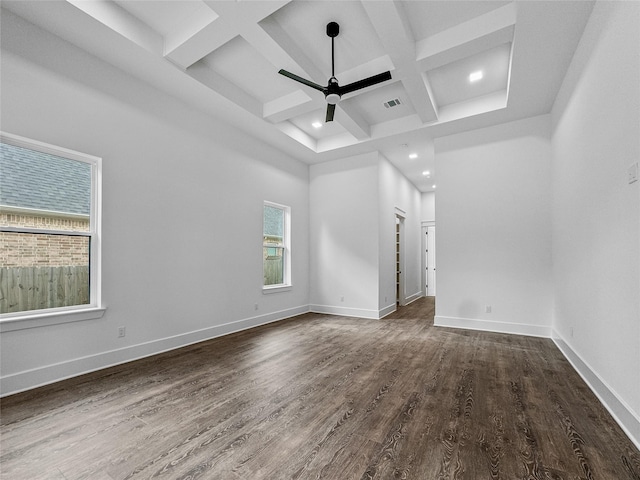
278 22 392 122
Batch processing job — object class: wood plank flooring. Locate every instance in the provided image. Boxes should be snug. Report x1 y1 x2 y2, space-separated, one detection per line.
1 297 639 479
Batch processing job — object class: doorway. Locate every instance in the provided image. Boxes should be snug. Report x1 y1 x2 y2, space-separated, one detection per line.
396 214 405 306
423 224 436 297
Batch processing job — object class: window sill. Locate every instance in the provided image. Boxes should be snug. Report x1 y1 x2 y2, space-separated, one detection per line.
0 307 107 332
262 285 292 294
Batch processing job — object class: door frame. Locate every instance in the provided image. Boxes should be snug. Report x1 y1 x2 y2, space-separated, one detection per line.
395 209 406 307
421 221 435 297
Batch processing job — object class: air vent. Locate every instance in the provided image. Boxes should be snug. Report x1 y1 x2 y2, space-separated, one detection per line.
383 98 402 108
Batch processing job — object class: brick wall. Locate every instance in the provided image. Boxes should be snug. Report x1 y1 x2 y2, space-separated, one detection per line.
1 213 90 267
1 212 89 232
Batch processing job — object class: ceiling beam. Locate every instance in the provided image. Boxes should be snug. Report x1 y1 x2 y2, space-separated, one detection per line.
336 103 370 140
165 0 292 70
263 90 320 123
362 0 438 125
164 15 234 70
187 62 262 117
66 0 162 55
416 3 517 71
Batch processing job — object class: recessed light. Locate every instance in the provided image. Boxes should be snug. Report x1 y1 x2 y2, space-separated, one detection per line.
432 184 437 189
409 153 418 159
422 170 430 176
312 121 322 129
469 70 483 82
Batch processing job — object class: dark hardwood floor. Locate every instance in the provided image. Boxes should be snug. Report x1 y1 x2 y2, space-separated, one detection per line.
1 297 639 479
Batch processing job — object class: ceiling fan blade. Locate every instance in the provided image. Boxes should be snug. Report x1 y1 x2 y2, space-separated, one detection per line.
339 71 392 96
278 69 325 92
326 103 336 122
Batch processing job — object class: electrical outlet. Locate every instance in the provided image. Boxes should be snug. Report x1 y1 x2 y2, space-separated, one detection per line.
485 305 492 313
118 326 126 338
254 303 258 311
340 296 344 302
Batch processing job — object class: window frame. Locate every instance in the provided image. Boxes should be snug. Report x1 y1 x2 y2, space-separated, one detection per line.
262 200 291 294
0 132 104 331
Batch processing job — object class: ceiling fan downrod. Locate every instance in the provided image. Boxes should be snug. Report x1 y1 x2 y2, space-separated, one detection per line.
325 22 340 107
327 21 339 78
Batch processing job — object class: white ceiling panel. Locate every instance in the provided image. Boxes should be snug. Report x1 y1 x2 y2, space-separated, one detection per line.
426 42 511 108
200 35 294 103
343 81 416 126
289 108 350 139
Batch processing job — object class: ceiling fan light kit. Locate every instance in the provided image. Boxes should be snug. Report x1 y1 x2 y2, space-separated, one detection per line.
278 21 392 123
325 94 340 105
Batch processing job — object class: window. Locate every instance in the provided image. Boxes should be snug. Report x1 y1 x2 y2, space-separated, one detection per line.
263 201 290 291
0 132 102 325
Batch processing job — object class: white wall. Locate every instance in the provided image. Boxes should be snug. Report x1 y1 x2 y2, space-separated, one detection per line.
551 0 640 446
0 11 310 395
378 156 423 310
421 192 436 223
434 115 553 337
309 152 423 318
309 152 380 318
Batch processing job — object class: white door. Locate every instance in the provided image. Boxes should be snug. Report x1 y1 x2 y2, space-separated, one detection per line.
426 226 436 296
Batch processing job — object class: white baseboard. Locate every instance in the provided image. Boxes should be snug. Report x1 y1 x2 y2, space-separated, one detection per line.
434 315 551 338
404 291 423 305
552 330 640 451
378 303 397 318
0 305 309 397
310 302 405 320
309 304 381 319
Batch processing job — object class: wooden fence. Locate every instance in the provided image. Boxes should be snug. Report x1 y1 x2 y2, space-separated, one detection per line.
263 257 284 286
0 266 89 314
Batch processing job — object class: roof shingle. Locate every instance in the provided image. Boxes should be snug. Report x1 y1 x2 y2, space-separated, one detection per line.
0 142 90 215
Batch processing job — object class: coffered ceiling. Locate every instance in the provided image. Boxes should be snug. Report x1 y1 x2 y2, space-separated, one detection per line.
1 1 595 192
